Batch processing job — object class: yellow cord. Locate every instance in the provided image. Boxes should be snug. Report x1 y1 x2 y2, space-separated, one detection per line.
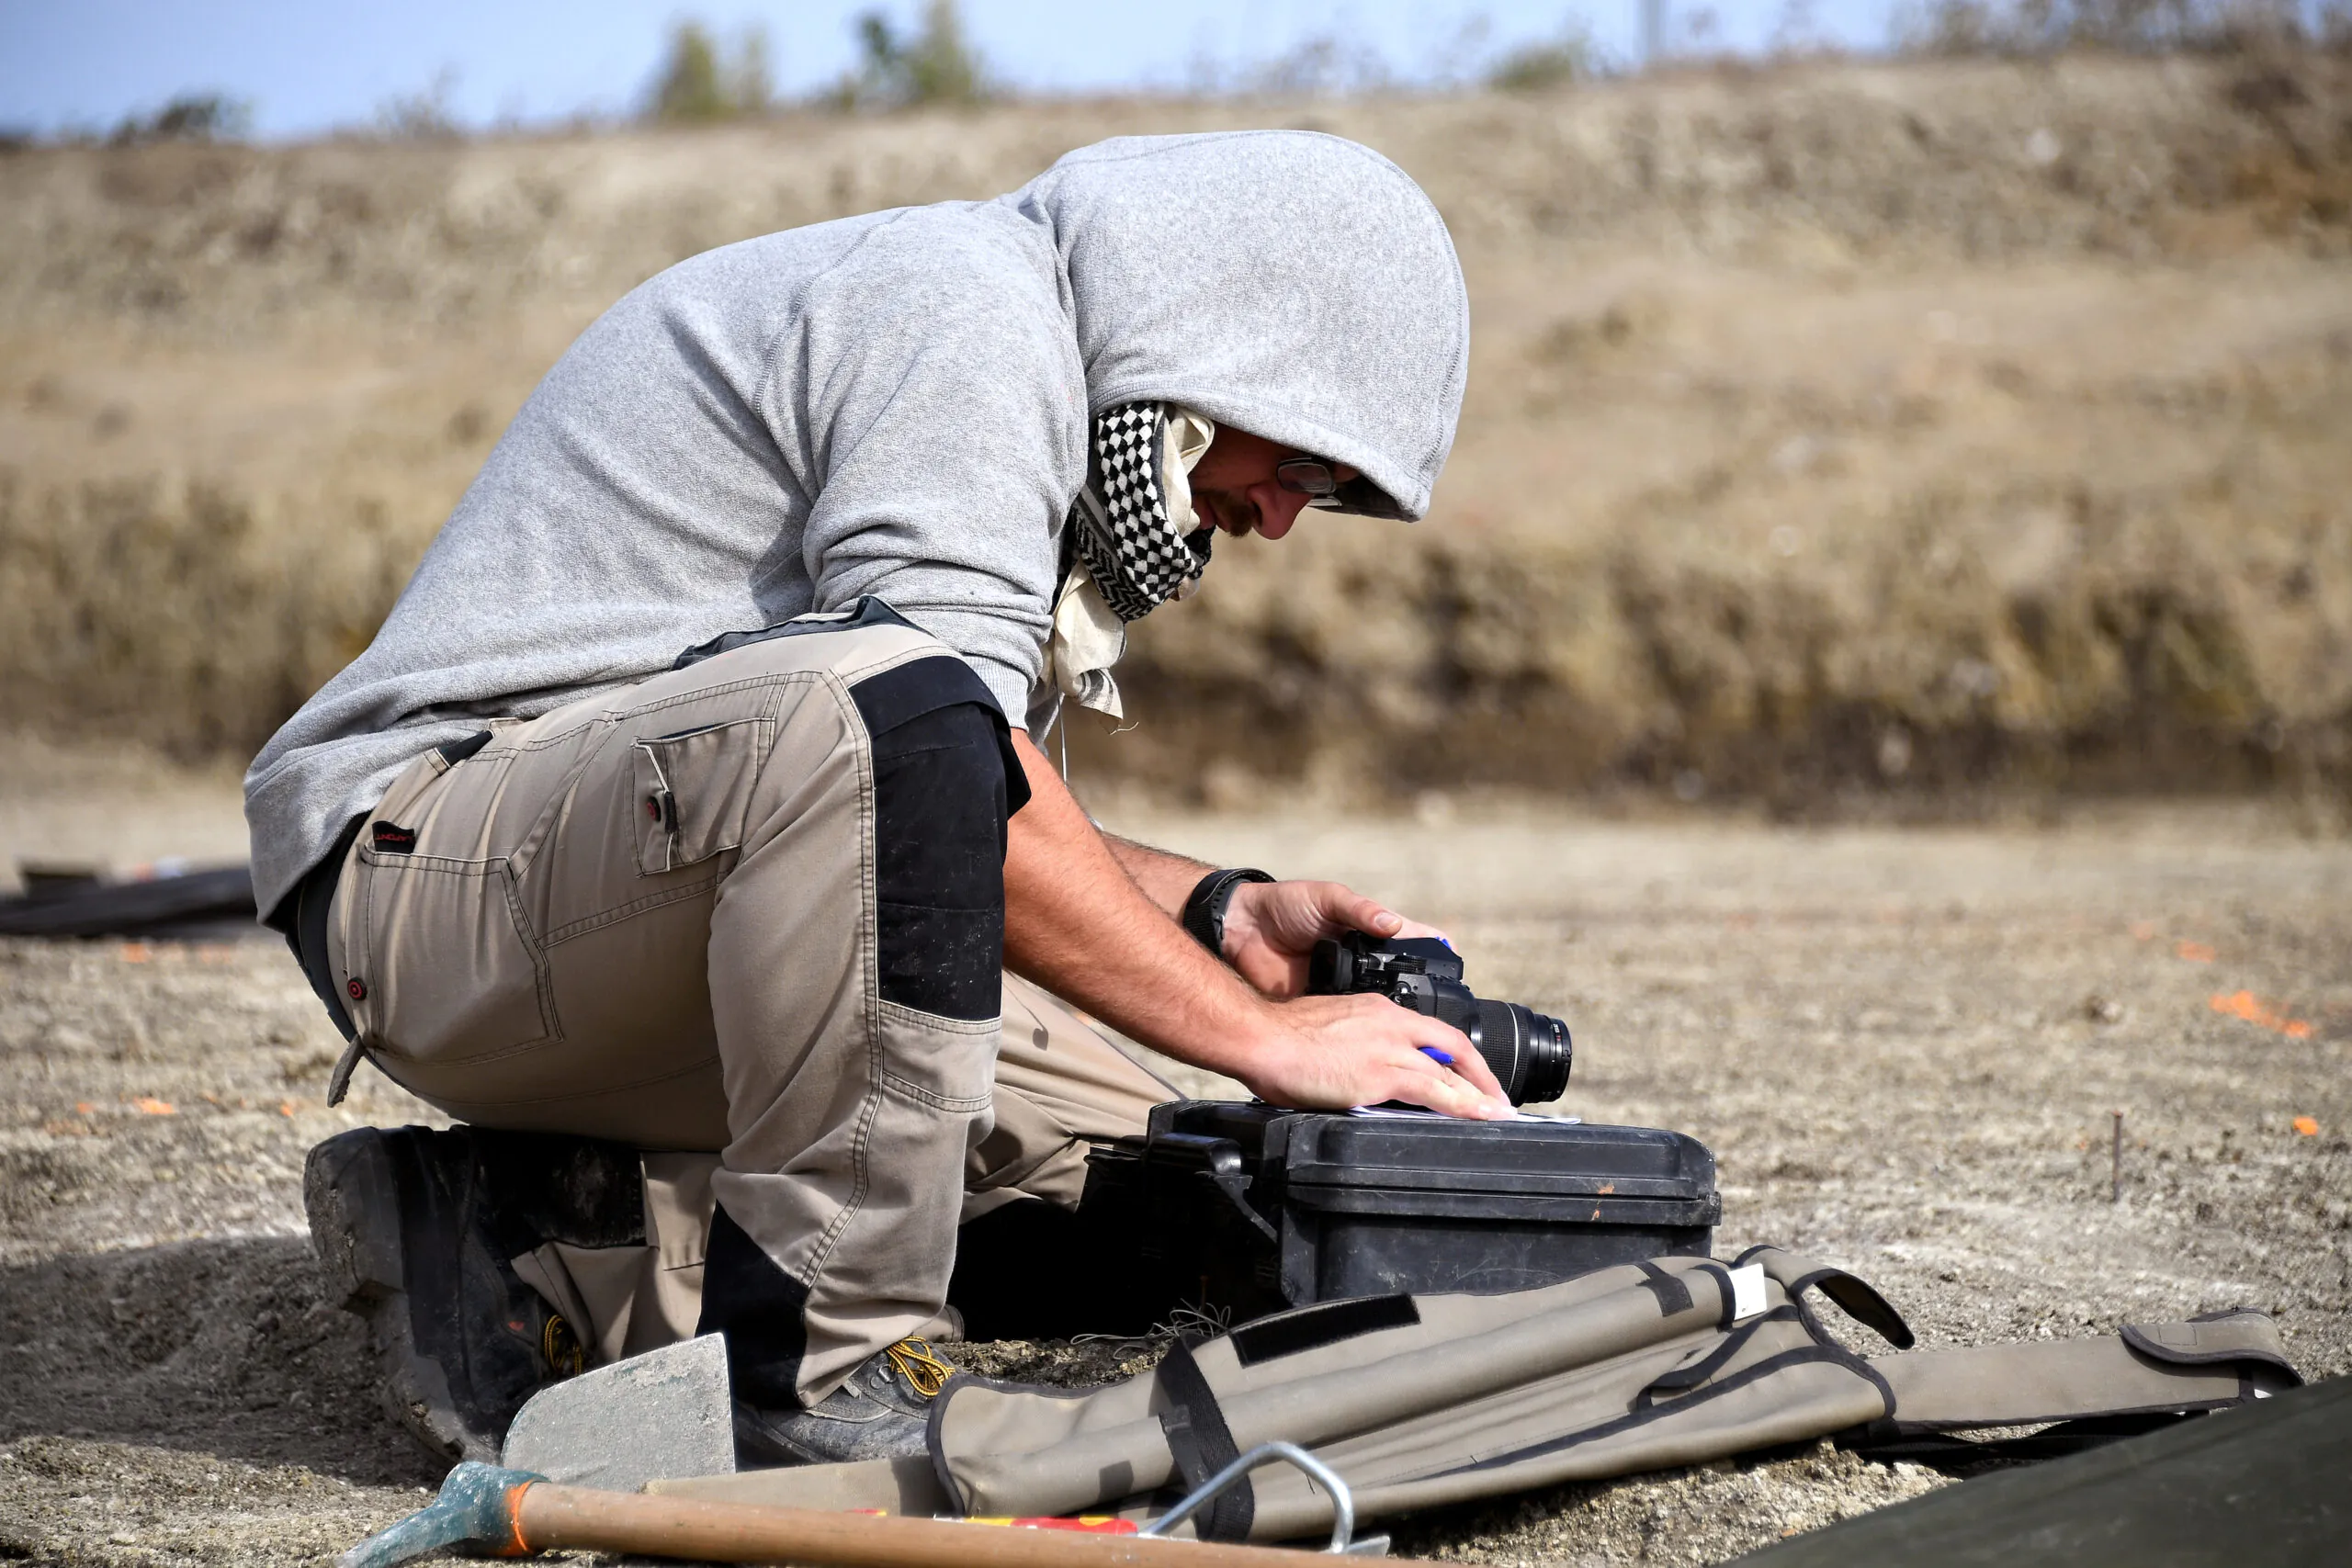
542 1313 586 1378
886 1337 955 1399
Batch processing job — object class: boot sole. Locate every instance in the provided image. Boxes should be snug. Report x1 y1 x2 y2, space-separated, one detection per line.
303 1127 499 1463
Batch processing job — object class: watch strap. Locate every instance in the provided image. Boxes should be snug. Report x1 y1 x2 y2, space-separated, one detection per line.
1181 868 1273 959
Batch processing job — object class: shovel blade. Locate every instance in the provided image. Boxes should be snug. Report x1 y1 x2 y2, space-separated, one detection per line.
501 1334 735 1492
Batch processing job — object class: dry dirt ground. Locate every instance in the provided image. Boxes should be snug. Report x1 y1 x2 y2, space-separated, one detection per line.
1 738 2345 1564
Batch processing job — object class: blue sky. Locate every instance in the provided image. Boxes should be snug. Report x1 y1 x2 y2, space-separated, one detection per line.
3 1 1908 141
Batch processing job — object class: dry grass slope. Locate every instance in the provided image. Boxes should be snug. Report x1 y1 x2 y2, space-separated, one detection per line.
1 52 2346 809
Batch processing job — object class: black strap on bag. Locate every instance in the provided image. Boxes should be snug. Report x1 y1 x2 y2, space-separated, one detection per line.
1634 1259 1696 1317
1737 1243 1917 1349
1154 1340 1253 1541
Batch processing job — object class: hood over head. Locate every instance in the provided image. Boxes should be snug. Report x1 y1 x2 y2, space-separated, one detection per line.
1006 130 1469 522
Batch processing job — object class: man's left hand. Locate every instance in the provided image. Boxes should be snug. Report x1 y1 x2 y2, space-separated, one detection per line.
1219 880 1451 1000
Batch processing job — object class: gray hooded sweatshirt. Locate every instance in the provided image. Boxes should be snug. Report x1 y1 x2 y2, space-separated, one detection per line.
243 130 1469 916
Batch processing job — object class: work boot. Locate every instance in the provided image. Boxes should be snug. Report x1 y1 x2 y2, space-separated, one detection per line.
303 1124 641 1461
733 1337 956 1465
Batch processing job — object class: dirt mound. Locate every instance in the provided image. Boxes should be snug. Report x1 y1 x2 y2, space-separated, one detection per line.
1 52 2346 807
1094 444 2352 811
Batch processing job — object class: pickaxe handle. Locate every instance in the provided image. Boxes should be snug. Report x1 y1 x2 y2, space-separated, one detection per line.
344 1463 1429 1568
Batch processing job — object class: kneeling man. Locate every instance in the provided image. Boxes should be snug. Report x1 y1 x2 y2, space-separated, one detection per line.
247 130 1502 1467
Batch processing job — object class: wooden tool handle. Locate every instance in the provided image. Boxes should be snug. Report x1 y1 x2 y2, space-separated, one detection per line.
515 1484 1401 1568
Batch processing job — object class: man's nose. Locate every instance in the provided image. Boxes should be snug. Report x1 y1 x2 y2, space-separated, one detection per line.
1249 481 1314 540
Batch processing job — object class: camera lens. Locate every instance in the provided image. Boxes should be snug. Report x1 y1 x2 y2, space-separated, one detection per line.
1470 999 1574 1106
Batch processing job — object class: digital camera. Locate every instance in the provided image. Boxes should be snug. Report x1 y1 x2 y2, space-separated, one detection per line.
1306 931 1572 1106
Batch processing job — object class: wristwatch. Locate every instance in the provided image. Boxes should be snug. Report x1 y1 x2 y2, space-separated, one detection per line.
1182 868 1273 960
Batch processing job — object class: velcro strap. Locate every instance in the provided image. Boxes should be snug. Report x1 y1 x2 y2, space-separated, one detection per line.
1634 1260 1694 1317
2121 1309 2300 1371
1872 1318 2300 1432
1744 1247 1916 1349
1153 1341 1252 1541
1634 1306 1800 1409
1691 1261 1738 1327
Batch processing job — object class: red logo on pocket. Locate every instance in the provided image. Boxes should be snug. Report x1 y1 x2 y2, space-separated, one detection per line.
347 977 368 1001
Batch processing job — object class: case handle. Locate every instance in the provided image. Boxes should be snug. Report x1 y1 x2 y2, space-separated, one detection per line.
1150 1134 1281 1246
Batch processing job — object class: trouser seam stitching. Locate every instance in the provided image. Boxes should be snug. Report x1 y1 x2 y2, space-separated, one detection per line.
793 672 879 1292
506 716 616 880
877 1070 995 1113
541 874 726 948
505 714 605 752
612 669 828 724
873 999 1001 1033
497 859 564 1043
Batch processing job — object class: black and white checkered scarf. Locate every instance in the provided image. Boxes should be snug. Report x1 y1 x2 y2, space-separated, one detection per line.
1067 401 1212 623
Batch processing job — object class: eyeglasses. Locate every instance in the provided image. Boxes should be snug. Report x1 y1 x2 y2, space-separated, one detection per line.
1275 457 1341 502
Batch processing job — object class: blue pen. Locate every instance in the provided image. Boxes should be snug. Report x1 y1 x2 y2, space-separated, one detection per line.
1419 1046 1453 1066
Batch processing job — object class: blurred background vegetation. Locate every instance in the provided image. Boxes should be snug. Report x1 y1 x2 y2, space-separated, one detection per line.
74 0 2352 141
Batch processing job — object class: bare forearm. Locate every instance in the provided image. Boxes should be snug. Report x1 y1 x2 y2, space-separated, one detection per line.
1003 734 1272 1078
1102 834 1216 918
999 731 1508 1121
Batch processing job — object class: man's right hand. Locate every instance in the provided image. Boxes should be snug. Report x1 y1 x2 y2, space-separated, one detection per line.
1239 994 1508 1119
1001 728 1510 1121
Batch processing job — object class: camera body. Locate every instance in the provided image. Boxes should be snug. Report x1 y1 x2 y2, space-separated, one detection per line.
1306 931 1573 1106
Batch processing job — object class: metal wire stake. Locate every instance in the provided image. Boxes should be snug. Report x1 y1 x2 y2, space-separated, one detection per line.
1137 1441 1369 1554
2111 1109 2124 1203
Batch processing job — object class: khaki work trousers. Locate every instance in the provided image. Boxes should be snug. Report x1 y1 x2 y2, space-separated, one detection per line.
323 614 1168 1401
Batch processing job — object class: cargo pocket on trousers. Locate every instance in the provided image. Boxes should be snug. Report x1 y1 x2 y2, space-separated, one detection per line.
630 720 764 876
876 1004 999 1117
352 853 556 1063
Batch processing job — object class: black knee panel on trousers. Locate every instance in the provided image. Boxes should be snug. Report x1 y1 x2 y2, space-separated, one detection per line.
851 657 1023 1023
699 1203 812 1406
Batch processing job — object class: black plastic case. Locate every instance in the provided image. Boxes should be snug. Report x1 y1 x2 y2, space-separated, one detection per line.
1081 1100 1721 1325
